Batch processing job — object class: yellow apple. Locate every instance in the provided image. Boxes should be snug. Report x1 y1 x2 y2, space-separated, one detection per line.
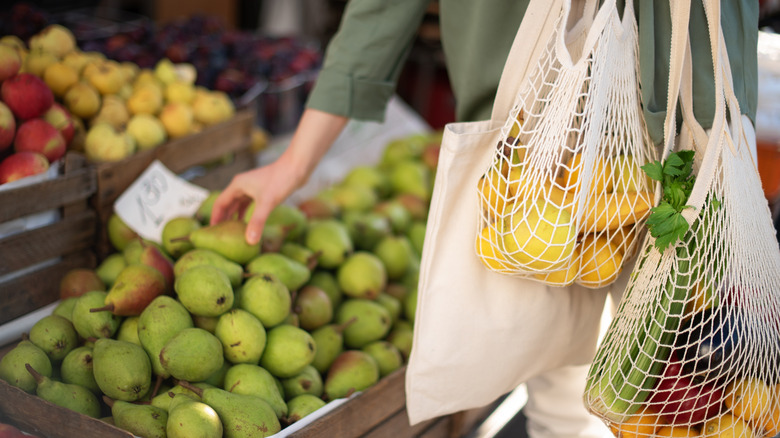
43 61 79 97
23 49 57 77
63 81 101 119
126 114 167 150
159 102 194 138
87 60 125 95
90 95 129 129
192 90 235 126
28 24 76 58
154 58 178 85
127 84 163 115
84 122 136 162
164 80 196 104
62 51 91 75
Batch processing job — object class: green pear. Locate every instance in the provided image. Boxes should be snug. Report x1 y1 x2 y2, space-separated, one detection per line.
361 341 403 377
96 253 127 287
388 159 432 201
26 364 100 418
239 273 291 328
28 314 78 362
285 394 326 424
202 360 231 388
407 220 427 256
96 264 167 316
374 199 412 234
178 381 281 438
123 238 168 264
60 346 100 393
195 191 221 224
59 268 105 299
166 393 223 438
386 321 414 360
304 219 353 269
71 290 121 339
293 285 333 331
116 316 141 345
245 253 311 292
0 340 52 393
259 325 316 378
309 318 356 374
331 183 378 212
342 165 391 198
187 220 260 264
193 314 220 333
280 242 320 269
342 211 392 251
151 382 210 411
175 264 234 317
138 295 194 378
337 252 387 300
297 197 339 220
375 293 402 325
373 235 415 280
105 395 167 438
280 365 323 400
404 287 418 322
93 338 152 401
159 328 224 382
307 270 343 309
283 313 300 327
385 282 409 303
396 193 430 221
323 350 379 400
107 213 138 251
214 309 267 364
262 203 308 242
223 364 287 419
52 297 77 322
380 135 425 168
174 248 244 289
138 243 175 292
162 216 201 258
336 299 392 348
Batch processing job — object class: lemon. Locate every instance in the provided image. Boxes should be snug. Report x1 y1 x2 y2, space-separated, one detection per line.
476 225 512 271
561 152 614 194
703 413 756 438
534 245 580 286
478 167 508 218
725 378 773 425
611 154 651 193
502 199 576 271
577 234 623 287
656 426 699 437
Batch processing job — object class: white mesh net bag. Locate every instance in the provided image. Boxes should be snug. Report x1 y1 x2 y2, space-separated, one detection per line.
584 1 780 436
475 0 657 288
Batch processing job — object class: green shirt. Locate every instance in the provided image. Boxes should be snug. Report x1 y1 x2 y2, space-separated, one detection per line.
306 1 758 145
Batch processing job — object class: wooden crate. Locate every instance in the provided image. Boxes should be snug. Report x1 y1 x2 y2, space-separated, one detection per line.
0 154 97 326
0 364 494 438
90 109 256 258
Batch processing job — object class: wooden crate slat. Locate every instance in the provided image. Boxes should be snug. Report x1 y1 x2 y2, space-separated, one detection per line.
288 367 407 437
0 251 96 325
362 408 438 438
0 380 133 438
0 167 95 223
93 147 158 207
156 109 254 173
0 211 95 276
418 417 452 438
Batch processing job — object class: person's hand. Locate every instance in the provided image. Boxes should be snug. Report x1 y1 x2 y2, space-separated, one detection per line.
209 109 349 245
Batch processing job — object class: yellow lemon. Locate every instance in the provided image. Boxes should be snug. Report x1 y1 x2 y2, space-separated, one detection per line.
614 407 664 438
561 152 614 194
577 234 623 288
582 190 653 232
703 413 756 438
656 426 700 437
502 199 576 271
611 154 652 193
476 225 513 271
507 110 524 139
478 167 509 218
725 378 773 425
534 245 580 285
760 386 780 437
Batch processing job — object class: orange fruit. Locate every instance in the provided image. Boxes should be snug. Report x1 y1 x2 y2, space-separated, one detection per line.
614 407 664 438
725 378 773 425
656 426 700 437
702 413 755 438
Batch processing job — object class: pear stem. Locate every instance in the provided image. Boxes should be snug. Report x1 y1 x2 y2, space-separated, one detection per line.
169 236 191 243
89 304 115 313
336 317 358 334
151 374 164 399
24 363 43 384
102 395 115 408
306 251 322 270
177 381 204 398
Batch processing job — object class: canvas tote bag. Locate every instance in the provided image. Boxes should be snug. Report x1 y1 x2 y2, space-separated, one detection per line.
405 0 615 425
585 0 780 434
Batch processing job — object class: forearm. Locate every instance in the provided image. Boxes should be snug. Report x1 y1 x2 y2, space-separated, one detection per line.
277 108 349 191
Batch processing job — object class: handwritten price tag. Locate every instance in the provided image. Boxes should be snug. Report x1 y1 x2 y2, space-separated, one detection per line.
114 160 211 243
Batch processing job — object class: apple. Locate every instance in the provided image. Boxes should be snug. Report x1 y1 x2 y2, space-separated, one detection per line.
86 60 126 95
42 61 79 97
159 102 194 138
0 151 49 184
63 81 101 119
127 83 163 115
91 95 130 129
59 268 106 299
28 24 77 58
22 49 58 77
14 118 67 162
192 90 234 126
1 73 54 120
0 102 16 151
126 114 167 150
84 122 136 162
43 103 75 145
0 43 22 81
0 422 27 438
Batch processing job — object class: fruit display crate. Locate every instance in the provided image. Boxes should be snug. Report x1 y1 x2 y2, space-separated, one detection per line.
0 153 97 327
0 363 494 438
88 108 256 259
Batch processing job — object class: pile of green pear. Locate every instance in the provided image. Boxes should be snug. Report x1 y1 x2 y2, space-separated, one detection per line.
0 132 441 438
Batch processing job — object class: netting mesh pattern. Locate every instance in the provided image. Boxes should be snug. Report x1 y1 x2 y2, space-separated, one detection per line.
475 3 657 288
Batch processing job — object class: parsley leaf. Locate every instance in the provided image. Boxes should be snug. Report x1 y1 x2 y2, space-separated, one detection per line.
642 151 697 252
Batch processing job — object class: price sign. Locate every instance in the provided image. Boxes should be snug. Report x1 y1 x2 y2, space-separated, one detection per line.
114 160 211 243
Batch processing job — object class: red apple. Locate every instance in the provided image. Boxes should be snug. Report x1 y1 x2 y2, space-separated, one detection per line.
42 103 75 145
0 422 27 438
0 101 15 151
1 73 54 120
0 151 49 184
0 43 22 81
14 118 66 162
